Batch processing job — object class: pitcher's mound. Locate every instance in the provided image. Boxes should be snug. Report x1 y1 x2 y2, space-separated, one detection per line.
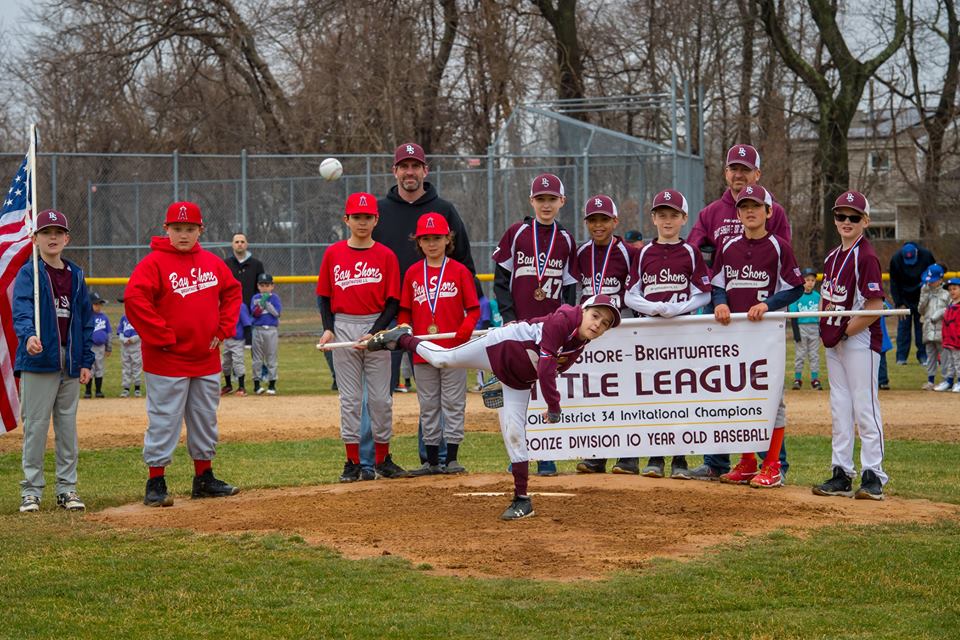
91 473 958 581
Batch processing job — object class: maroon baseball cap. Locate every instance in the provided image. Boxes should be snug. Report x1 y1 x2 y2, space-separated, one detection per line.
583 194 618 219
393 142 427 167
833 190 870 216
726 144 761 170
345 192 379 216
735 185 773 207
34 209 69 233
415 212 450 237
530 173 564 197
581 294 622 328
164 201 203 226
650 189 689 214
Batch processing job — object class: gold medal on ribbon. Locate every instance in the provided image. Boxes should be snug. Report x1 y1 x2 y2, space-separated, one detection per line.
428 323 439 335
533 288 546 301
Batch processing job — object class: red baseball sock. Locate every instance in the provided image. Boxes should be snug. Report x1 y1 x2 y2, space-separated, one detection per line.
511 461 530 497
345 443 360 464
375 442 389 465
737 452 756 469
763 427 785 469
193 459 211 476
149 466 165 479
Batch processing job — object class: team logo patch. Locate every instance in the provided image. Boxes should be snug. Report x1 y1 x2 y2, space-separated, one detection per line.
406 145 415 155
701 275 710 285
793 267 802 277
49 212 57 221
359 195 367 207
867 282 881 292
738 146 746 157
542 177 550 188
178 205 188 221
594 197 603 207
663 191 672 200
846 193 855 202
744 186 753 195
426 216 435 228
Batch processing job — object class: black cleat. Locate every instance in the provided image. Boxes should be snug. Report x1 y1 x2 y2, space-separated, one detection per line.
500 496 535 520
641 457 665 478
612 457 640 475
191 469 239 498
812 466 854 498
408 462 444 477
366 325 412 352
144 476 174 507
339 460 362 483
575 458 607 474
855 469 884 500
374 454 409 479
670 456 690 479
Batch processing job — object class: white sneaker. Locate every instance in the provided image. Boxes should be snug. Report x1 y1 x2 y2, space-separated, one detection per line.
19 495 40 513
934 381 952 392
953 382 960 393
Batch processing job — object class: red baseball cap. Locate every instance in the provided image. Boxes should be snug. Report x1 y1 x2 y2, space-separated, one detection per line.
735 185 772 207
165 201 203 226
833 190 870 216
34 209 69 232
583 194 618 219
345 192 379 216
415 212 450 237
726 144 761 170
530 173 564 197
393 142 427 167
581 294 622 328
650 189 688 214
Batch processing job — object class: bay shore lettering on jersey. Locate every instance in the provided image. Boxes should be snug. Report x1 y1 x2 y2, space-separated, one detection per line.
169 267 219 298
333 261 384 290
411 277 460 305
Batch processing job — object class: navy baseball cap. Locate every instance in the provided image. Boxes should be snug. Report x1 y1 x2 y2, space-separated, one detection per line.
943 277 960 290
90 291 106 304
801 267 818 278
902 242 918 266
258 273 274 284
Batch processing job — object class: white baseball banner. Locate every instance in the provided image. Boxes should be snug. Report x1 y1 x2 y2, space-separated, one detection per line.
524 317 786 460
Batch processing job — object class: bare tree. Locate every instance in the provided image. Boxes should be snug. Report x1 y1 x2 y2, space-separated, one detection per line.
531 0 586 118
759 0 907 252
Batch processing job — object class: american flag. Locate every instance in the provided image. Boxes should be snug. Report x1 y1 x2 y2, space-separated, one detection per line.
0 156 35 432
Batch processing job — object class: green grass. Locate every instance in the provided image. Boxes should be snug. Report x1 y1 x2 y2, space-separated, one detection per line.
1 435 959 639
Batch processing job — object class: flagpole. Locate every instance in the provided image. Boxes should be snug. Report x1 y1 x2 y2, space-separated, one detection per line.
28 124 39 338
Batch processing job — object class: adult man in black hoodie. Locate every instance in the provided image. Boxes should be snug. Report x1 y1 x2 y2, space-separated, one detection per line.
890 241 937 365
224 232 265 346
372 142 479 468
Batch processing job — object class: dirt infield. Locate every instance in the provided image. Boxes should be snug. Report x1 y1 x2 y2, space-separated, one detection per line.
1 390 958 454
11 390 960 580
91 472 959 581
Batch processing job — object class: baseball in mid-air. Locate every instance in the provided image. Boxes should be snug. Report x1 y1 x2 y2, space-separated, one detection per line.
319 157 343 181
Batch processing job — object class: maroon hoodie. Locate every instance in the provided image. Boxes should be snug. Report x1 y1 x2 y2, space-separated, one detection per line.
124 236 241 377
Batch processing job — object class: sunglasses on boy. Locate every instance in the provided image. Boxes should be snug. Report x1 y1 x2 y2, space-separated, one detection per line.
833 212 863 223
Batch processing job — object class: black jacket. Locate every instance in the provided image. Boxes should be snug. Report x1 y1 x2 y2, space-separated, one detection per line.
224 253 265 306
889 246 936 308
374 182 478 277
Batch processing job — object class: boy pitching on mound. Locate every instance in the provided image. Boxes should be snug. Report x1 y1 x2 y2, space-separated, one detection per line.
368 295 621 521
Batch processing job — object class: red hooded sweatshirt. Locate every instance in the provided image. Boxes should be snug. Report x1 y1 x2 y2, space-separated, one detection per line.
124 236 241 377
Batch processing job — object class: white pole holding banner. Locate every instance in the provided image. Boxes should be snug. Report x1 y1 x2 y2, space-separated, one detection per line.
314 309 910 350
28 124 39 338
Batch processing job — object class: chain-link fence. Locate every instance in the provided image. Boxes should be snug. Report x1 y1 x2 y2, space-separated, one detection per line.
2 103 704 307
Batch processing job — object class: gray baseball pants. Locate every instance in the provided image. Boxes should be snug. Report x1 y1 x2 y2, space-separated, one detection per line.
252 325 278 381
91 344 107 377
120 341 143 388
414 363 467 445
794 323 820 378
142 372 220 467
333 314 393 444
222 337 246 378
20 366 80 498
942 348 960 379
924 341 943 378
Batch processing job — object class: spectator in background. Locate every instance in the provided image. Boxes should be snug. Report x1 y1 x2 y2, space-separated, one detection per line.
889 241 936 366
624 229 644 249
224 232 266 346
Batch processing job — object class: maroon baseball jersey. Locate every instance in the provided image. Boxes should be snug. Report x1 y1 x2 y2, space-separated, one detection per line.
492 219 576 320
399 258 480 363
819 236 884 352
627 240 711 314
711 233 803 312
570 237 638 308
687 188 791 250
316 240 400 315
483 305 588 413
